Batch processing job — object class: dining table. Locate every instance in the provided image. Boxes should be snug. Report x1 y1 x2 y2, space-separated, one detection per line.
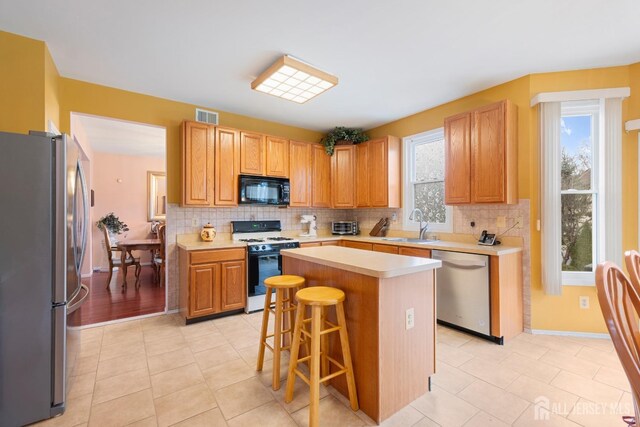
116 238 162 288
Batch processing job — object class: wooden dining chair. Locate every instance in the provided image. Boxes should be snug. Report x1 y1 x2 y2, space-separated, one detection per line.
102 226 141 289
595 261 640 426
625 251 640 293
152 225 166 287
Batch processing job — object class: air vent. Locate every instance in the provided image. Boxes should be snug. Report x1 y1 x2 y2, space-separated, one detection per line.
195 108 219 125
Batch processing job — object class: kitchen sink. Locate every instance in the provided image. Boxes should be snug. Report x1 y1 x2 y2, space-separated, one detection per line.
381 237 438 244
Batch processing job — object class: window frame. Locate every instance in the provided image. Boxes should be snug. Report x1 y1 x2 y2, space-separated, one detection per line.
560 100 601 286
403 128 452 233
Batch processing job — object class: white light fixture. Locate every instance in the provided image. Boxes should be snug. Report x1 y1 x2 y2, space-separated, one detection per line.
251 55 338 104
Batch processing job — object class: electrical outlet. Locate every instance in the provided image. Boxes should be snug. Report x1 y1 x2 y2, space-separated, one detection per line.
579 296 590 309
405 308 415 330
391 213 398 221
496 216 506 228
191 217 199 227
515 217 523 228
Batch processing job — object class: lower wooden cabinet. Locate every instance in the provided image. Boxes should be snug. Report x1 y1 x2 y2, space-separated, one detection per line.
398 247 432 258
179 248 246 321
343 240 373 250
372 244 399 254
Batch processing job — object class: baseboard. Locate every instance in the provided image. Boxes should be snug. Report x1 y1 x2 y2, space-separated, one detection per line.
77 310 169 330
530 329 611 340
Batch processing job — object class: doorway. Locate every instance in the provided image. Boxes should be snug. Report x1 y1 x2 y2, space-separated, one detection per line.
70 113 168 325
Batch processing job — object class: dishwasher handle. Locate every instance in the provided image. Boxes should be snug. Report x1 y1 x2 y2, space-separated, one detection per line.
439 259 487 269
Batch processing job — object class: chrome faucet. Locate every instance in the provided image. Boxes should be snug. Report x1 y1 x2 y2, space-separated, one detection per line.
409 208 429 240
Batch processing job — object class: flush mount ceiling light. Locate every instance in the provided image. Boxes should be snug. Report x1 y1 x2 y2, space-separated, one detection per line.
251 55 338 104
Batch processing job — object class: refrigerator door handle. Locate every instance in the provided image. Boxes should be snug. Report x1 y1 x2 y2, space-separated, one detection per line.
52 305 66 407
75 161 89 273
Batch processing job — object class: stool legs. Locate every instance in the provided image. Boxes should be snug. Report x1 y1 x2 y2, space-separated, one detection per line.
286 298 358 427
285 302 305 403
256 287 273 372
337 301 359 411
272 287 284 390
309 305 322 427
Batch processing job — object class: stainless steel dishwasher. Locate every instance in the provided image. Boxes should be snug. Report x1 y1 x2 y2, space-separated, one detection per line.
432 250 493 341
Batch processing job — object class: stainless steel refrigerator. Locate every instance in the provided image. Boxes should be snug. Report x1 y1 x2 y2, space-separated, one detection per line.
0 131 90 426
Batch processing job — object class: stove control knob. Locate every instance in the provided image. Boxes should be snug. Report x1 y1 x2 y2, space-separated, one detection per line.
261 245 266 250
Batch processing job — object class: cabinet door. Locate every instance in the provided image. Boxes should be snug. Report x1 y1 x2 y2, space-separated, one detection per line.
372 244 398 254
398 247 432 258
343 241 372 251
331 146 356 208
189 263 218 317
444 113 472 204
266 136 289 177
355 142 370 207
368 138 389 207
311 144 331 207
215 127 240 206
300 242 321 248
240 132 265 175
472 102 505 203
220 260 246 311
289 141 311 207
182 121 214 206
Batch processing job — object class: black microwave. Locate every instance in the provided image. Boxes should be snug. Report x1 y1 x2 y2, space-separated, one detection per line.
239 175 290 206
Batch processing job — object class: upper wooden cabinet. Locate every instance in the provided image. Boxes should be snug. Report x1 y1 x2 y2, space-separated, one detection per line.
444 113 472 204
182 121 214 206
444 100 517 205
331 145 357 208
355 136 401 208
215 127 241 206
239 132 265 175
311 144 331 208
356 143 370 207
289 140 312 207
266 136 289 177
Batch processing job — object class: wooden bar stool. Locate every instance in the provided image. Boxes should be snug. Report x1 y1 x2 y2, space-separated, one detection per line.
256 274 305 390
285 286 358 427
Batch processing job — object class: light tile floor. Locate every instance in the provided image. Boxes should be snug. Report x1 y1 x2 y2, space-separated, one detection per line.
36 312 632 427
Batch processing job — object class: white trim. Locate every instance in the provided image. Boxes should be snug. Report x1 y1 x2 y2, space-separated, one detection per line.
627 118 640 132
562 271 595 286
530 87 630 107
47 120 60 135
76 309 171 330
402 128 452 233
530 329 611 340
603 98 623 267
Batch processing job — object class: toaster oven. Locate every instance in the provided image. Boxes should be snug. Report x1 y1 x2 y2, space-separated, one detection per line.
331 221 359 235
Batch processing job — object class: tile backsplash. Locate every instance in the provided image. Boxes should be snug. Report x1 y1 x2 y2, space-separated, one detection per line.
165 200 531 331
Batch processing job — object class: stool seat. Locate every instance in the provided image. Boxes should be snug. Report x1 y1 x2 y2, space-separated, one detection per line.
296 286 345 306
264 274 306 288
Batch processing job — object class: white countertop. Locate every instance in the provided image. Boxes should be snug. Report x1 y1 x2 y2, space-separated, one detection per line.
281 246 442 279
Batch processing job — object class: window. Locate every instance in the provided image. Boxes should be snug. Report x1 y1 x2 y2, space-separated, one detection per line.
403 128 452 232
560 100 600 285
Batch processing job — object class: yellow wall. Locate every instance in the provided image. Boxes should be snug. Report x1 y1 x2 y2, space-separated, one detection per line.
44 46 60 131
58 78 323 204
0 31 45 133
527 68 636 333
370 64 640 333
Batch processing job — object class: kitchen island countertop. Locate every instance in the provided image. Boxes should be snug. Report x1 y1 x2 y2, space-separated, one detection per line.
281 246 441 278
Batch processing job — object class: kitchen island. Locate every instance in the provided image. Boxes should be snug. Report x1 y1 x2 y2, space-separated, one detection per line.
281 246 441 424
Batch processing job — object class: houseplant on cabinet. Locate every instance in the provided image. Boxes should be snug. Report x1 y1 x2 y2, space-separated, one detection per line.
96 212 129 245
321 127 369 155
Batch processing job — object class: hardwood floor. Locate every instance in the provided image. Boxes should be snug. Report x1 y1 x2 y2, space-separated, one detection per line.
76 267 165 326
